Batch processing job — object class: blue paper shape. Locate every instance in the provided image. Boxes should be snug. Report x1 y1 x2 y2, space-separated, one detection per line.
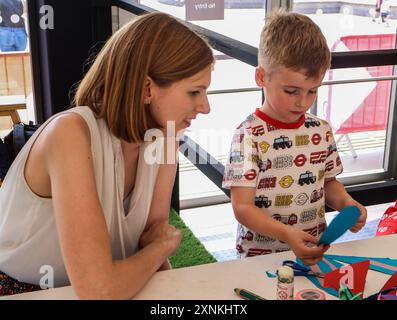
319 206 360 245
265 271 277 278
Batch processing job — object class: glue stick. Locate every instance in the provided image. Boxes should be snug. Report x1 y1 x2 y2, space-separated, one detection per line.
276 265 294 300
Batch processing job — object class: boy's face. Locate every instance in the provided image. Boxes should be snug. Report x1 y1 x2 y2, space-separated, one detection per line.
256 65 325 123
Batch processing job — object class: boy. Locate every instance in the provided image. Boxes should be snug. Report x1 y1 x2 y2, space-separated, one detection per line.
222 11 367 266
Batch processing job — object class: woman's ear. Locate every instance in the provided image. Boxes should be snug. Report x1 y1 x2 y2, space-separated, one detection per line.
144 76 153 104
255 66 266 87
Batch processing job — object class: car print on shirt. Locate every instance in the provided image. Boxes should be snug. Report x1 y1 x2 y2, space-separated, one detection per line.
246 248 273 257
299 208 318 224
273 136 293 150
304 117 321 128
236 244 244 253
247 153 259 164
254 195 272 208
318 205 325 218
275 194 294 207
230 151 244 163
226 169 243 181
311 133 322 145
310 151 327 164
326 130 332 142
243 231 254 241
295 193 309 206
258 177 277 189
251 125 265 136
325 160 334 172
295 135 310 146
244 169 257 181
294 154 307 167
266 123 278 132
327 143 337 157
279 175 294 188
245 137 257 149
298 171 317 186
273 155 294 169
310 187 324 203
255 233 277 243
272 213 298 226
258 141 270 154
258 159 272 173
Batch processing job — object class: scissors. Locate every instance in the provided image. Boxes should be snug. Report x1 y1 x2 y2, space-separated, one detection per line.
281 260 325 278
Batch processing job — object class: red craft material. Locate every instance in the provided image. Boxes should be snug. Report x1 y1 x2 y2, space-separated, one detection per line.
323 260 370 298
376 200 397 236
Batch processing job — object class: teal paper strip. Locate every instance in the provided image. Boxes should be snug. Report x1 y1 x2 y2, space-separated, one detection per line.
324 254 397 275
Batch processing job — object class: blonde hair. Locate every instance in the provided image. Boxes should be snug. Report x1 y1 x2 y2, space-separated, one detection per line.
258 10 331 78
74 12 214 143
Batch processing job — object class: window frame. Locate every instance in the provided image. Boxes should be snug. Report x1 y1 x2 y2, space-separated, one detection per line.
28 0 397 211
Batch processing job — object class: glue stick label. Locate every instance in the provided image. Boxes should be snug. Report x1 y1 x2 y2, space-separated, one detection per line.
277 282 294 300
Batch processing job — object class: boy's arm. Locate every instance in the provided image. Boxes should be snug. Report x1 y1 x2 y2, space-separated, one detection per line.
231 187 289 240
324 177 367 232
231 187 329 265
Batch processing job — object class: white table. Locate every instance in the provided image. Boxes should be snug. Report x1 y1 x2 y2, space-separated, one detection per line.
4 233 397 300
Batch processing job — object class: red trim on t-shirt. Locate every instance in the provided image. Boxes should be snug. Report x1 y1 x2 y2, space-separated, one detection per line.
254 108 305 129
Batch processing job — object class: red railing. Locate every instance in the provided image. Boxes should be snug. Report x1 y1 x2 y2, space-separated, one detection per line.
326 34 395 134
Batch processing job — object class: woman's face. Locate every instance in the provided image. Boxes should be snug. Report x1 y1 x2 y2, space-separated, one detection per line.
148 65 212 135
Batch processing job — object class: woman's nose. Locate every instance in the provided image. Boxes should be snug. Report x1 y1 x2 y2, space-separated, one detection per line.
198 96 211 114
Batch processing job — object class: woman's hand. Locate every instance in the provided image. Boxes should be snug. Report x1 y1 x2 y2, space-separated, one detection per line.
344 198 367 233
285 228 330 266
139 220 182 256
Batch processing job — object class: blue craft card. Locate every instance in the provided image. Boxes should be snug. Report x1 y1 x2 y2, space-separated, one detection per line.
319 206 360 245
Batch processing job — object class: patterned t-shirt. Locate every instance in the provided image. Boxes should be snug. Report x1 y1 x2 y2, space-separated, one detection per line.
222 108 343 258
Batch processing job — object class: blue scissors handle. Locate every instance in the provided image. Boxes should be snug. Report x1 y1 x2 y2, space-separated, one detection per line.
282 260 324 278
282 260 310 275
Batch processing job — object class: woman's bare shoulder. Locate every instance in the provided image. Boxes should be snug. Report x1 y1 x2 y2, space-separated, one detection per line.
31 111 94 160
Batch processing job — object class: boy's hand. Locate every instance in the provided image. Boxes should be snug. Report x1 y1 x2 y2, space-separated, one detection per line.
344 198 367 233
285 228 330 266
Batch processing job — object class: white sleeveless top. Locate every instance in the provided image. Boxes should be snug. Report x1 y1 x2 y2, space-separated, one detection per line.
0 107 161 287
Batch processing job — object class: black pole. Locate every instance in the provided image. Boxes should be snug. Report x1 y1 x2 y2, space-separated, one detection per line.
27 0 113 121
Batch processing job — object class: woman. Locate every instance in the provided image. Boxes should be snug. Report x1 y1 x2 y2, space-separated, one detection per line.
0 12 214 299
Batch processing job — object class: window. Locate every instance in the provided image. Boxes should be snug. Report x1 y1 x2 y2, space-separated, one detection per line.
0 0 35 138
112 1 397 209
294 0 396 52
141 0 267 46
293 1 397 184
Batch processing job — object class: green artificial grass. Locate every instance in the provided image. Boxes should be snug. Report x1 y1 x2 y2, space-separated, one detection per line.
168 208 217 268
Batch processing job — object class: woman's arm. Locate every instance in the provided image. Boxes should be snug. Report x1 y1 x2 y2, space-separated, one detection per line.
143 137 179 270
43 114 180 299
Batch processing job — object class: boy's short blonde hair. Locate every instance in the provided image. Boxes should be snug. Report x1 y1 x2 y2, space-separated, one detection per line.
258 10 331 79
